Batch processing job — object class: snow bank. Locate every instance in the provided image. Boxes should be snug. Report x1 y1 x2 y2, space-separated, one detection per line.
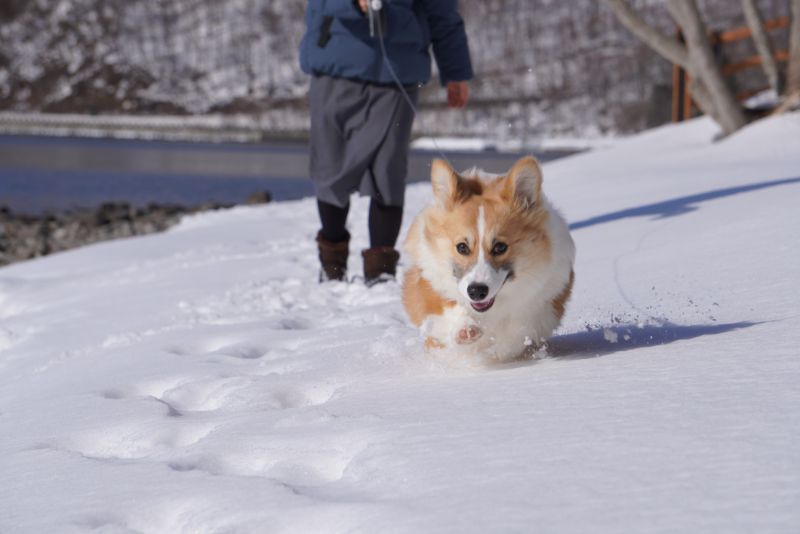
411 134 616 154
1 114 799 533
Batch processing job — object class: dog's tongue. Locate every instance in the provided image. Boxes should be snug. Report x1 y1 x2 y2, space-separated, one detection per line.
471 298 495 312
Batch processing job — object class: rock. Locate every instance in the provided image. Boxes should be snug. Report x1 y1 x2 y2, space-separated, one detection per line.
245 191 272 205
94 202 132 226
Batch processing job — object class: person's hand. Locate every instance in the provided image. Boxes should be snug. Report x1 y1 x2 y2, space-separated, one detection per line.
357 0 369 14
447 81 469 108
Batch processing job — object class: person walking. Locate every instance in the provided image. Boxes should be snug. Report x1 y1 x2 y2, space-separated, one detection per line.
300 0 473 284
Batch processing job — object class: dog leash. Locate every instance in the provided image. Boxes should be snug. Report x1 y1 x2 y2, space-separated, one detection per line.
370 0 456 170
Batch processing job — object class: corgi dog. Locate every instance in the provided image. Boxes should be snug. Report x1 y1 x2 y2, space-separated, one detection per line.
402 156 575 361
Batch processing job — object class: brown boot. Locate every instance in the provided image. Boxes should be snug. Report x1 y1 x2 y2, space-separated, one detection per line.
362 246 400 286
316 231 349 282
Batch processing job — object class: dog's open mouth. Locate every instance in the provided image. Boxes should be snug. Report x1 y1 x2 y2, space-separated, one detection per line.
470 298 495 313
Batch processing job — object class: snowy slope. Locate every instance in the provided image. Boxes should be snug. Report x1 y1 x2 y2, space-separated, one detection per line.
1 114 799 533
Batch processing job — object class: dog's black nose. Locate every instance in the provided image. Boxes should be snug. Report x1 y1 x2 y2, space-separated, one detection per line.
467 283 489 301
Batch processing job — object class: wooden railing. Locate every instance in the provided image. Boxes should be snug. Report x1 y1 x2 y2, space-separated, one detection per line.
672 16 789 122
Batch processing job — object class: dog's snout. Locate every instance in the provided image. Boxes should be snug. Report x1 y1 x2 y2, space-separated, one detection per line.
467 283 489 301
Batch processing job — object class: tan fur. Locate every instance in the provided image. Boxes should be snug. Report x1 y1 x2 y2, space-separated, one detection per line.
424 337 446 350
551 269 575 321
421 171 552 274
402 266 455 327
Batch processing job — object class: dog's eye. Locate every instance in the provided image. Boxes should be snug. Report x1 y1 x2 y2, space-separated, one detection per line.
456 242 470 256
491 242 508 256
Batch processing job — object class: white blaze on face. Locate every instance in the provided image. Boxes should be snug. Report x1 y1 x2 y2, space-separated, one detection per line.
457 205 509 303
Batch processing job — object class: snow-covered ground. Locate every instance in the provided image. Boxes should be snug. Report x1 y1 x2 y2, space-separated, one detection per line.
411 134 615 154
1 114 799 533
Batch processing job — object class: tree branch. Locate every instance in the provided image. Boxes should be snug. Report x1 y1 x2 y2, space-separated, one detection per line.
666 0 747 135
688 76 717 121
787 0 800 95
741 0 781 93
604 0 690 69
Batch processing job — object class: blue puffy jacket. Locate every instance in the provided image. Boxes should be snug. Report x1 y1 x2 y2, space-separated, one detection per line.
299 0 473 86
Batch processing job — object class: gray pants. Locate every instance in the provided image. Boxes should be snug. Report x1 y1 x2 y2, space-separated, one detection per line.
309 75 418 208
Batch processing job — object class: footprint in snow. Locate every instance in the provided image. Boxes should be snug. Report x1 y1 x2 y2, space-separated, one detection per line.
165 430 367 488
208 343 270 360
271 317 311 331
100 389 126 400
154 375 253 413
168 340 287 361
58 420 217 462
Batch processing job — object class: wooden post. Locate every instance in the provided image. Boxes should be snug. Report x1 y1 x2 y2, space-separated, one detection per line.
683 72 693 120
672 29 689 122
672 62 683 122
670 16 789 121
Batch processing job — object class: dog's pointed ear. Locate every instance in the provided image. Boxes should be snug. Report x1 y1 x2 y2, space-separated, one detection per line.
431 158 459 207
504 156 542 209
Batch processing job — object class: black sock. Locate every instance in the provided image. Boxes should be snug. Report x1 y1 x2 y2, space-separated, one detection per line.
317 200 350 243
369 199 403 249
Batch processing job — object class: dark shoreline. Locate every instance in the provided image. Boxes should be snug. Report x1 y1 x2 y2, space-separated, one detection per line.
0 193 271 267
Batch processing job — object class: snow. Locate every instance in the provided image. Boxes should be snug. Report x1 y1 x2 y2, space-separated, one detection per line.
743 89 780 110
411 134 616 154
1 114 800 533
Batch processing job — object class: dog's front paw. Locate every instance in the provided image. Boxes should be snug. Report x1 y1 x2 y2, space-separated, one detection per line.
455 324 483 345
424 336 446 350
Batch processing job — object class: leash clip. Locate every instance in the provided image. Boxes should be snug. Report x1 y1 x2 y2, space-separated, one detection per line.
368 0 386 38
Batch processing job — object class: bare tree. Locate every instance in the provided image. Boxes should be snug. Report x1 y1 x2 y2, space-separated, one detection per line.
788 0 800 96
741 0 782 94
605 0 747 135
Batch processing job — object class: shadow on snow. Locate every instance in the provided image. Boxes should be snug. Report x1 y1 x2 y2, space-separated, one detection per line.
569 176 800 231
544 321 758 359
